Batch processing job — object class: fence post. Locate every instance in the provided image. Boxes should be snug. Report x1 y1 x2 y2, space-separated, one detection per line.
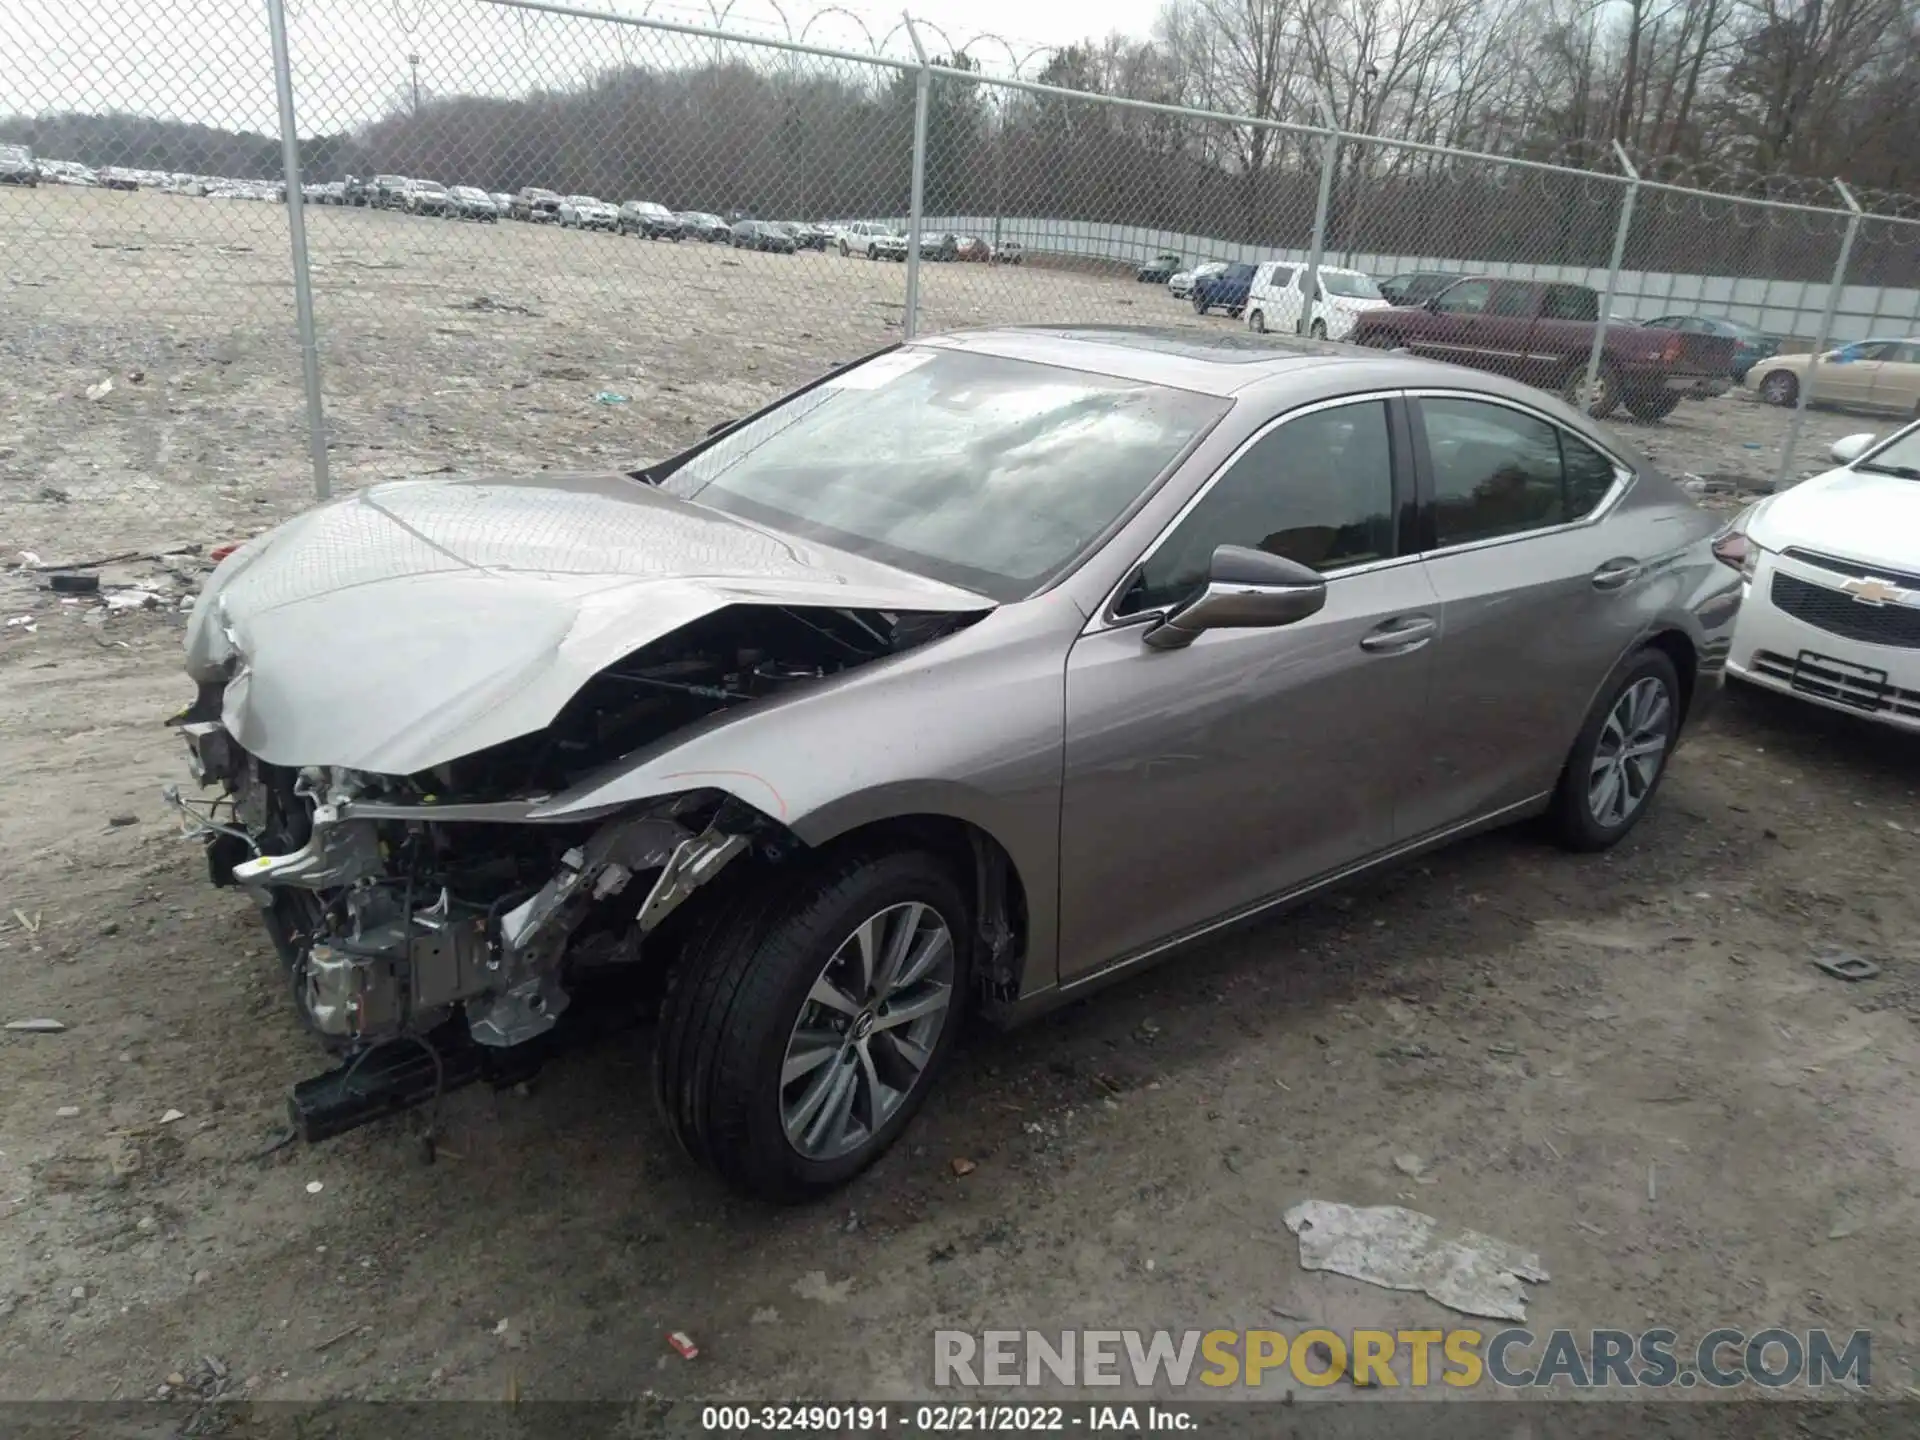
1299 95 1338 338
902 13 930 341
264 0 330 501
1775 179 1863 492
1579 141 1640 413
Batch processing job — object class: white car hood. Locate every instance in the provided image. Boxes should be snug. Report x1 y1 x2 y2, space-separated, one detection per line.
1750 465 1920 575
186 473 991 775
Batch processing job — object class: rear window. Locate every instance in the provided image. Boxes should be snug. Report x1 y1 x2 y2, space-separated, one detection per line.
1541 285 1598 321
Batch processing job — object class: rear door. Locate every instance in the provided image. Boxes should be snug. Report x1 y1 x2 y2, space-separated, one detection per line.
1477 282 1547 382
1868 342 1920 413
1399 391 1648 837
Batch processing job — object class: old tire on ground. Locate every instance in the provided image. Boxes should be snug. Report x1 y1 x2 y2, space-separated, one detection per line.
1561 362 1622 419
1548 648 1682 852
655 847 970 1201
1624 388 1683 422
1759 369 1799 406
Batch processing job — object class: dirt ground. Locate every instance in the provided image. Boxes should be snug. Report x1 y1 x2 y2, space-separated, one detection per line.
2 187 1919 1411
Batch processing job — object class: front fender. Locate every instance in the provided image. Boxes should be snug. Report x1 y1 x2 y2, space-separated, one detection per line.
530 602 1078 995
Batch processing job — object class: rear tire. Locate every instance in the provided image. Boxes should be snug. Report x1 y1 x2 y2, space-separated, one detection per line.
1561 362 1622 419
1249 309 1266 334
1548 649 1682 852
655 848 971 1201
1309 318 1327 339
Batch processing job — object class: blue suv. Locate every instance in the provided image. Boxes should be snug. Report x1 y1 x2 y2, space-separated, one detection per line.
1192 262 1257 318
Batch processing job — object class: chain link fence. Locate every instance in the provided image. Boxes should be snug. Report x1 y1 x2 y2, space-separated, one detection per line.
4 0 1920 560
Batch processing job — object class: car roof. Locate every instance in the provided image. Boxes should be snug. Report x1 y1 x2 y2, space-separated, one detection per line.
917 326 1606 409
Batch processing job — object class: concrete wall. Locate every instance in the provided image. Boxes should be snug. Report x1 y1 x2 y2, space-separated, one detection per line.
908 214 1920 346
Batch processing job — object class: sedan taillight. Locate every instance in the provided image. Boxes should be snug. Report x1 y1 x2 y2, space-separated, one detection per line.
1662 334 1683 363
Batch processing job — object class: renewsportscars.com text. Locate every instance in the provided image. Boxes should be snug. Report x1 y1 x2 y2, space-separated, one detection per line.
933 1327 1871 1390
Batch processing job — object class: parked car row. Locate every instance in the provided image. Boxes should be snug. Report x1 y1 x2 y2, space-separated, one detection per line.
835 220 1020 264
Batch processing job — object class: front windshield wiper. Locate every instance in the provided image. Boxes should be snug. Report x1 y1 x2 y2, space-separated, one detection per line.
1855 461 1920 480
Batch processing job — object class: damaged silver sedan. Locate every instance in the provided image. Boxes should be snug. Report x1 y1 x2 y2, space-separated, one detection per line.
172 328 1741 1198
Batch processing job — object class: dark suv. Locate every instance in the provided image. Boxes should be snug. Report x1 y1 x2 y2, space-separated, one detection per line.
1191 262 1257 317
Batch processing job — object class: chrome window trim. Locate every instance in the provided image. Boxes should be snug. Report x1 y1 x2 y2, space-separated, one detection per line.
1086 389 1412 634
1404 387 1636 560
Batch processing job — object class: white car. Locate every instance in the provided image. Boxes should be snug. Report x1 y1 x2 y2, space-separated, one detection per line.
1245 262 1391 339
557 195 618 230
1168 261 1225 299
837 220 906 260
1721 420 1920 731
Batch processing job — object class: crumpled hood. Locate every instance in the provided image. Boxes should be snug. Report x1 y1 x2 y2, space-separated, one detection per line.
187 472 991 774
1750 465 1920 576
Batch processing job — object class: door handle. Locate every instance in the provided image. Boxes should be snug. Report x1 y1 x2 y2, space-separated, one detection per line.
1591 557 1642 591
1360 615 1438 653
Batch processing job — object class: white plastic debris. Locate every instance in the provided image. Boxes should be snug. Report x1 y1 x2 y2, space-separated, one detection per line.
55 1105 80 1118
305 1181 324 1195
86 378 114 401
1283 1200 1548 1322
16 551 41 567
5 615 34 632
160 1108 185 1124
4 1019 67 1033
104 590 163 612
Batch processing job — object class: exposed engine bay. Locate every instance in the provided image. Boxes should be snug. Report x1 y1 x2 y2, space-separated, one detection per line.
168 602 979 1139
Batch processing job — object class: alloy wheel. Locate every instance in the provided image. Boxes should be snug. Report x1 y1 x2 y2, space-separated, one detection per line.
780 901 955 1161
1587 677 1672 828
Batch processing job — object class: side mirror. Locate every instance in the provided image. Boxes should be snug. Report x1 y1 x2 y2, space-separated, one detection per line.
1830 433 1877 466
1143 546 1328 651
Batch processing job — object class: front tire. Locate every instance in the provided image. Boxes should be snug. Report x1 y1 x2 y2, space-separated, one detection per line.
1309 318 1327 339
655 848 970 1201
1759 370 1798 406
1548 649 1681 851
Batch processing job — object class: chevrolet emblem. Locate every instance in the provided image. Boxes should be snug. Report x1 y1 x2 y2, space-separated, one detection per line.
1841 576 1900 606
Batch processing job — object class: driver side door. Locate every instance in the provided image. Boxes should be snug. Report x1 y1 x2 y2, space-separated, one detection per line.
1057 395 1440 980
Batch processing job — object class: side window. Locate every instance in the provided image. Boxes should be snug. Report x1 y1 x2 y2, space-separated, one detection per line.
1272 266 1296 289
1486 285 1534 318
1423 399 1567 546
1540 285 1597 321
1433 280 1493 316
1121 401 1397 615
1890 343 1920 364
1561 432 1620 517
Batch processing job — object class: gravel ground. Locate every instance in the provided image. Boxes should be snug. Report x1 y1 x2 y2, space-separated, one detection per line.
2 188 1918 1412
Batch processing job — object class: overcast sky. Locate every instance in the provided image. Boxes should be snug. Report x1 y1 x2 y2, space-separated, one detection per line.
6 0 1168 137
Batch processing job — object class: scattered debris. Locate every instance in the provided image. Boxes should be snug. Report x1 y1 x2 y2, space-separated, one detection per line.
593 390 631 405
304 1181 324 1195
55 1106 80 1118
1282 1200 1548 1322
104 589 164 612
1392 1153 1427 1178
12 908 41 933
1648 1164 1658 1202
85 378 115 402
160 1109 185 1125
4 1019 66 1033
454 295 538 316
750 1306 780 1324
1812 950 1881 982
950 1156 977 1177
492 1316 527 1350
5 616 33 633
666 1330 700 1360
108 815 138 828
791 1270 853 1305
313 1323 364 1352
47 574 99 594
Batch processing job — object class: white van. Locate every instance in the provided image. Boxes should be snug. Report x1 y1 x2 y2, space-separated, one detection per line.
1245 262 1391 340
